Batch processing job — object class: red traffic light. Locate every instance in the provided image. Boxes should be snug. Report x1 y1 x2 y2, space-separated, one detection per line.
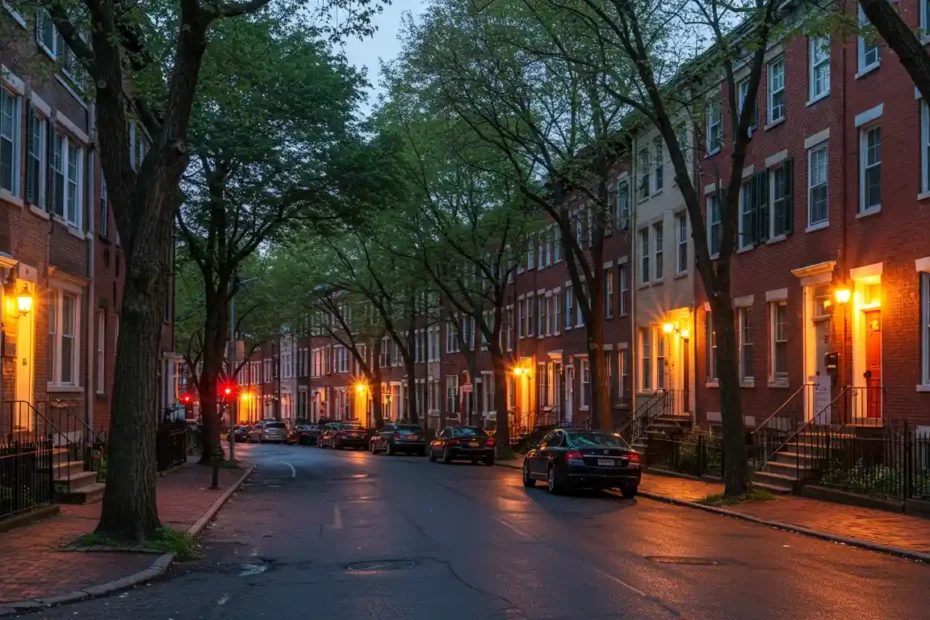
224 387 232 396
181 393 193 404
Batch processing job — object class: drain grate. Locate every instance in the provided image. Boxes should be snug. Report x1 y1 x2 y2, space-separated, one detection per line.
646 556 719 566
347 559 416 572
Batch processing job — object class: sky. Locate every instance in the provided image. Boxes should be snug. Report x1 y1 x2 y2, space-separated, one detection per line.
339 0 427 116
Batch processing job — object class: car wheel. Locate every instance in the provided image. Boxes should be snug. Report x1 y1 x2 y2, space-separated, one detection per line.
621 486 638 499
428 448 437 462
370 441 377 454
523 462 536 487
442 448 452 464
547 465 563 495
385 442 393 456
258 435 264 444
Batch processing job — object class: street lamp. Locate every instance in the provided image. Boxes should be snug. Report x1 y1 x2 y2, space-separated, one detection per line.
16 285 33 315
834 288 851 304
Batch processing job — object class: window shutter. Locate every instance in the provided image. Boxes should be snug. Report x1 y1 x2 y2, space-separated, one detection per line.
783 158 794 235
747 178 758 246
46 120 55 214
24 102 34 204
756 171 769 242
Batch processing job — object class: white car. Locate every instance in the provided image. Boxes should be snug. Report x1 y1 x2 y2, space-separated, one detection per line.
248 421 289 443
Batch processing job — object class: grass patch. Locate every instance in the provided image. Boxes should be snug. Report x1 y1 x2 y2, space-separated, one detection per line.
74 527 202 561
699 488 776 507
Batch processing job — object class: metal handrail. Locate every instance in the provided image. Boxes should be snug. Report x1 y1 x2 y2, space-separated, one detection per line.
52 399 105 445
752 383 812 433
616 389 672 443
766 386 851 463
8 400 69 446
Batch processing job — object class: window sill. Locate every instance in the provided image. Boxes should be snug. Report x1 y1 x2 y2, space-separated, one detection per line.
652 278 664 286
805 221 829 233
709 253 719 261
855 63 880 80
637 282 651 290
918 191 930 202
578 406 590 412
48 385 84 393
766 234 787 245
705 148 721 158
3 5 26 28
737 245 754 254
917 384 930 393
25 205 50 223
806 92 830 107
767 380 790 389
675 271 688 279
856 206 881 219
0 190 23 207
651 188 664 198
706 381 719 388
741 378 755 388
67 225 86 240
764 117 785 131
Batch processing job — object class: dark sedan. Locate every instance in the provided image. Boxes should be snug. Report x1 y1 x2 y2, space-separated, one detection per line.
370 423 427 456
429 426 495 465
319 422 368 449
288 424 319 445
226 425 249 443
522 429 641 496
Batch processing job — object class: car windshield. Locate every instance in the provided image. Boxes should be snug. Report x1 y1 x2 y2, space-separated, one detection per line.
568 432 630 448
341 423 363 430
266 422 287 430
395 426 421 434
452 427 487 437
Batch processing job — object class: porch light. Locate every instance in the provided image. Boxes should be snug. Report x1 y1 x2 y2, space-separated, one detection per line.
680 328 690 340
355 383 367 394
16 286 33 315
662 322 674 334
512 367 524 376
834 288 851 304
240 391 251 401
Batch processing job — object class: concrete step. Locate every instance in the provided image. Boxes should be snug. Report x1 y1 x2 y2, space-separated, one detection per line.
773 451 821 466
786 442 830 456
753 470 797 492
752 481 793 495
60 482 105 505
764 460 812 476
54 470 99 494
52 460 85 479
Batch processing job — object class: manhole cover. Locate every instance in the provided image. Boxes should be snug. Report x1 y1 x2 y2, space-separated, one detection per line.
347 559 416 572
646 556 719 566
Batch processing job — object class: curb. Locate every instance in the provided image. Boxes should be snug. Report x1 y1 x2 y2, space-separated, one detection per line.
496 461 522 471
495 461 930 564
0 465 255 615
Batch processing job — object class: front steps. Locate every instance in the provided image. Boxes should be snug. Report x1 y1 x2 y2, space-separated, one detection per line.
633 413 693 452
753 429 847 494
50 447 105 505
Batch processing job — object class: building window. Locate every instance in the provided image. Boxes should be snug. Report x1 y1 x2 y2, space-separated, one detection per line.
537 363 548 407
51 134 82 227
48 288 79 387
576 283 585 327
446 375 459 415
639 228 650 284
767 56 786 124
526 293 535 336
807 143 828 227
739 182 753 250
553 294 561 335
446 321 459 353
605 269 614 318
537 235 544 269
676 212 688 274
653 137 663 192
565 287 573 330
809 37 830 101
537 295 545 337
26 112 46 208
739 307 754 384
617 179 630 229
527 240 535 269
641 328 652 391
96 311 107 394
575 214 583 247
580 360 590 409
638 147 649 199
656 329 667 390
859 125 881 213
707 193 721 257
0 87 21 195
858 6 879 74
619 265 629 316
553 229 561 262
706 311 717 382
67 142 79 224
653 222 663 281
770 161 793 237
770 302 788 384
737 77 756 129
36 10 57 57
706 99 721 154
922 273 930 386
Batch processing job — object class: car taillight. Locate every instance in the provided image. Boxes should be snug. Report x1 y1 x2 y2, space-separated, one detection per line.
448 439 460 446
627 453 641 463
486 439 496 447
566 450 584 461
393 432 402 439
337 431 347 437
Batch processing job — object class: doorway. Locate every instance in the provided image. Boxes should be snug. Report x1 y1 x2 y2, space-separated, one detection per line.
864 309 882 420
15 285 36 432
565 365 574 424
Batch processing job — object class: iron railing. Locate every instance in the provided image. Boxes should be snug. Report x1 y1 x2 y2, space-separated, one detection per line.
156 422 188 471
617 390 674 444
645 433 724 478
749 384 813 470
0 437 54 519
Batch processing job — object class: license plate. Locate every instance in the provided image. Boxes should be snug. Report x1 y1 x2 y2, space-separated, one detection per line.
469 442 479 448
408 436 419 441
597 458 615 467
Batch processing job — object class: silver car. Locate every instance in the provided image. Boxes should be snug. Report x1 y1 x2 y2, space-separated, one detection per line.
249 421 289 443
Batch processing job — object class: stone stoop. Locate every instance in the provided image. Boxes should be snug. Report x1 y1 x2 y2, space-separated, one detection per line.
50 447 105 505
753 431 836 495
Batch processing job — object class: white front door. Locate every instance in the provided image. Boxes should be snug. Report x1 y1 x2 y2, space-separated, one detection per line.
15 291 35 431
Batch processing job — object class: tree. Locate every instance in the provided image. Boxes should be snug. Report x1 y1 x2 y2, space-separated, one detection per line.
858 0 930 102
41 0 384 541
174 15 367 463
391 0 630 433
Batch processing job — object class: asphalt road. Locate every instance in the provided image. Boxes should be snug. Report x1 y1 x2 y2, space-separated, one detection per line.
35 442 930 620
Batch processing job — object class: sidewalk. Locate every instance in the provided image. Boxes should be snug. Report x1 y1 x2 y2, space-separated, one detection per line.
0 460 252 610
498 456 930 561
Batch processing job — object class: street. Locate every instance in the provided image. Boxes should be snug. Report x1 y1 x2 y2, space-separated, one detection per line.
36 442 930 620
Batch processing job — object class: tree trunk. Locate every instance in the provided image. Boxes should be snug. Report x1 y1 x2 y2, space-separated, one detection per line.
199 288 228 464
491 353 510 456
709 298 748 495
404 357 419 424
586 266 611 431
860 0 930 102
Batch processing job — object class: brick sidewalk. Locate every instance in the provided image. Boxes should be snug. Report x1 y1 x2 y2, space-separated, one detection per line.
499 456 930 558
0 461 244 604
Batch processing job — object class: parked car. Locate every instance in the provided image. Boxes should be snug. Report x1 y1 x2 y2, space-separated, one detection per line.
370 423 426 456
522 429 641 496
248 421 289 443
429 426 495 465
288 424 319 446
319 422 368 449
227 425 249 443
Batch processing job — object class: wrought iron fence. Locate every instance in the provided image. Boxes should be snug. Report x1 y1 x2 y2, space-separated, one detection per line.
0 438 54 520
617 389 674 444
645 432 724 478
157 423 188 472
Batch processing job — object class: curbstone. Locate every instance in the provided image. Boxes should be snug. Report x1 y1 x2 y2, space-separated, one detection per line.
0 464 256 612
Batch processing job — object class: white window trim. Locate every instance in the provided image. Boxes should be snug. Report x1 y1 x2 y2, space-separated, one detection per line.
0 86 22 199
706 100 721 155
858 124 881 216
768 301 789 387
767 56 786 125
47 285 82 389
653 222 663 282
808 36 831 104
707 194 721 259
738 307 754 387
738 183 752 250
922 0 930 44
95 311 105 394
857 6 880 77
806 142 829 230
921 270 930 389
676 212 688 275
639 227 650 284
